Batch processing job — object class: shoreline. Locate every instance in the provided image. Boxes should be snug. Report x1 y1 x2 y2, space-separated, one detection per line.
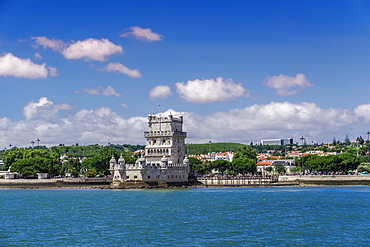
2 176 370 189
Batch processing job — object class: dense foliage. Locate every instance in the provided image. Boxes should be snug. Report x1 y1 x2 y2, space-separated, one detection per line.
190 145 257 175
2 146 138 177
296 153 365 174
51 144 144 158
3 148 60 177
185 143 245 155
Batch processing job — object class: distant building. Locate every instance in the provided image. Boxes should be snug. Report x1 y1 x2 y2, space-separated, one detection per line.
261 138 293 145
111 113 190 182
257 160 296 174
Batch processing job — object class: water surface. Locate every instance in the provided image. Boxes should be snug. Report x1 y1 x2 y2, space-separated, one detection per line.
1 187 369 246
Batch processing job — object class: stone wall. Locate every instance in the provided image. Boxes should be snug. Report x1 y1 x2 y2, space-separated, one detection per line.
279 175 370 185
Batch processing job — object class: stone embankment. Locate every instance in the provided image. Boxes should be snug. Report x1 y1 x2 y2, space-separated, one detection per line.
0 178 112 189
278 175 370 186
3 175 370 189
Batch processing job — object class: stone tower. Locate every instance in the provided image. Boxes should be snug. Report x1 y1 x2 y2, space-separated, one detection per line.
144 114 186 165
112 113 190 183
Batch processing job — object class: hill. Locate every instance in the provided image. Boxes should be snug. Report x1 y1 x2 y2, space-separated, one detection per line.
185 143 246 155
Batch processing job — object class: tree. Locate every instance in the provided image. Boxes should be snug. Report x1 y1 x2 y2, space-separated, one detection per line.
211 159 230 175
11 157 59 177
357 136 365 145
332 137 337 146
123 155 137 164
230 157 256 175
81 147 120 174
85 168 97 177
274 163 286 174
357 163 370 172
344 135 351 145
234 146 257 162
5 148 60 177
265 166 273 173
189 157 211 175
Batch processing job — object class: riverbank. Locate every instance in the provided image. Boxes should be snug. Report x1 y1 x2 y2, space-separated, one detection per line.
278 175 370 186
2 175 370 189
0 178 113 189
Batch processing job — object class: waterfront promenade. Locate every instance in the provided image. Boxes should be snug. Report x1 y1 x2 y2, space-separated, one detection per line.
2 175 370 188
0 177 112 189
196 175 278 186
278 174 370 186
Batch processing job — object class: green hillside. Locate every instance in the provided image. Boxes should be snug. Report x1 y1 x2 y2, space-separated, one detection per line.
185 143 246 155
50 144 145 158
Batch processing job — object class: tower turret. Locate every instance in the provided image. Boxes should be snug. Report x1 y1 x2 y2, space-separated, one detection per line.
109 155 116 175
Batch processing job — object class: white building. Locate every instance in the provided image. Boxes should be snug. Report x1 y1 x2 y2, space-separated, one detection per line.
261 138 293 145
111 113 190 183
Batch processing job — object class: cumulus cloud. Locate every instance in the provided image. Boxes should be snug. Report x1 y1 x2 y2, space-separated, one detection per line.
176 77 252 103
149 85 172 100
182 102 356 144
32 36 66 51
3 100 370 148
120 26 163 41
0 105 147 148
99 62 141 78
23 97 75 121
0 53 56 79
62 38 123 61
354 104 370 123
32 37 123 61
263 73 313 96
79 85 121 97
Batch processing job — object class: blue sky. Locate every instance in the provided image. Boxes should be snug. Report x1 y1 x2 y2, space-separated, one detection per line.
1 0 370 148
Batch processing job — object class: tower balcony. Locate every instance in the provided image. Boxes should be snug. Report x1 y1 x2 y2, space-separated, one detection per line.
144 131 186 138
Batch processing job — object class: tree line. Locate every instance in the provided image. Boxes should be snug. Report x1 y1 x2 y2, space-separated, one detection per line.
189 146 258 175
2 146 138 178
296 152 370 174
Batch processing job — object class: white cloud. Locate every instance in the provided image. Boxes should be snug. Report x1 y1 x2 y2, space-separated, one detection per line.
32 37 123 61
120 103 129 109
0 105 147 148
82 88 99 95
120 26 163 41
48 66 58 76
0 53 54 79
62 38 123 61
32 36 66 51
4 99 370 148
102 85 120 97
354 104 370 123
149 85 172 100
263 73 313 96
182 102 356 144
23 97 75 121
34 52 42 59
80 86 121 97
99 62 141 78
176 77 252 103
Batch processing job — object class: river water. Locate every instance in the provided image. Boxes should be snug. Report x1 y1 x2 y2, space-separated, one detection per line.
1 187 369 246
